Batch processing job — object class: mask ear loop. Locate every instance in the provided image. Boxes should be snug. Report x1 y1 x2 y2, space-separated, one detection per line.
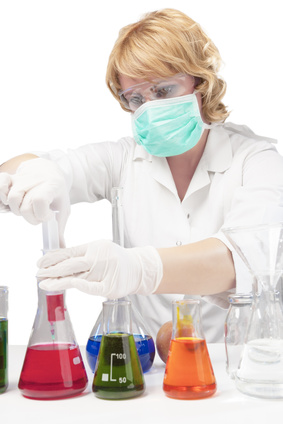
193 76 203 89
191 80 218 130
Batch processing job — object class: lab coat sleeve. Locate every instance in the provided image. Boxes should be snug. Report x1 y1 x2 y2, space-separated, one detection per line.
33 138 133 204
204 232 253 309
201 230 257 309
204 139 283 309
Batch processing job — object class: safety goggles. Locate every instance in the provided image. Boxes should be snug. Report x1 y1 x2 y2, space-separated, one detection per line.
118 74 194 112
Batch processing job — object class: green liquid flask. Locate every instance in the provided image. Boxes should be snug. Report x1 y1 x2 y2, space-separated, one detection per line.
92 299 145 400
0 286 8 394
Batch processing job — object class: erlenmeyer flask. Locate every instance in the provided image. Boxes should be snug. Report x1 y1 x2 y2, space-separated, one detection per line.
18 213 88 400
86 187 155 373
223 222 283 399
92 299 145 400
86 299 155 374
163 299 217 399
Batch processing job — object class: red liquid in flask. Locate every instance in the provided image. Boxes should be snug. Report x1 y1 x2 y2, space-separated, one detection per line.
18 343 88 400
163 337 216 399
46 293 65 322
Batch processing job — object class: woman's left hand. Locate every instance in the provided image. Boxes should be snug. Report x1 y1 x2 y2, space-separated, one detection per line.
37 239 163 298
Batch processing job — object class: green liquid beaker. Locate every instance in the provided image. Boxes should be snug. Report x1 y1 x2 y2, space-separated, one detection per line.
92 300 145 400
0 286 8 394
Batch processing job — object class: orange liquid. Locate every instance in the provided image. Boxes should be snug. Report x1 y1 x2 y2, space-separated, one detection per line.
163 337 216 399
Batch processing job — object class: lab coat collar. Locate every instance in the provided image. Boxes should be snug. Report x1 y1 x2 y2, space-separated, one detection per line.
132 124 233 172
201 124 233 173
183 125 232 199
133 142 179 196
133 143 152 161
131 124 233 199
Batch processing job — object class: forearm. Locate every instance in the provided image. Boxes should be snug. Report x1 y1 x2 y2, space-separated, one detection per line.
156 238 236 295
0 154 38 174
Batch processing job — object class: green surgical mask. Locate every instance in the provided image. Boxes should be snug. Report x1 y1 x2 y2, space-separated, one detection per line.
132 92 211 157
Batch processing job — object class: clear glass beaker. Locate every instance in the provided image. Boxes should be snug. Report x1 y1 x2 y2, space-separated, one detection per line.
18 214 88 400
224 293 253 379
223 222 283 399
163 299 217 399
0 286 8 394
86 187 155 373
92 299 145 400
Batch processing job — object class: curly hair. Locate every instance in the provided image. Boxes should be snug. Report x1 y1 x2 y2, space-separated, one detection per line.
106 8 230 122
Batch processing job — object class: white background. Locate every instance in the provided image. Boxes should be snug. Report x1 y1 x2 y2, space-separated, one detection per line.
0 0 282 346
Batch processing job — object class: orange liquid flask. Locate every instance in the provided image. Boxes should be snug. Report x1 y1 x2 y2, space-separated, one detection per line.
163 299 216 400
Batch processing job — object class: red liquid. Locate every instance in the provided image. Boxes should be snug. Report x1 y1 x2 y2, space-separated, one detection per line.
163 337 216 399
46 294 65 322
18 343 88 399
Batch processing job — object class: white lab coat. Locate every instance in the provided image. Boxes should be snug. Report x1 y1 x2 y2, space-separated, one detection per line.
38 122 283 342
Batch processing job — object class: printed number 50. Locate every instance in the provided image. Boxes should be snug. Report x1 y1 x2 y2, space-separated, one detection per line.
119 377 126 383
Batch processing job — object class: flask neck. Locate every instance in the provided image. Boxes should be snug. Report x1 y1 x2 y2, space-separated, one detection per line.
172 299 204 340
37 284 65 322
256 273 282 293
102 300 132 334
248 286 283 341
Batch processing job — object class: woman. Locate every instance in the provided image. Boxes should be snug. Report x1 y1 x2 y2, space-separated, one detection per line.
1 9 282 341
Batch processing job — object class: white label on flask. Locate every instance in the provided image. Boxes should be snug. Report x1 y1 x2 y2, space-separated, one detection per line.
73 357 81 365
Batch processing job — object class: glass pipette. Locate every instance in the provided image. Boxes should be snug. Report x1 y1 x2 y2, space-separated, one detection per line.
86 187 156 373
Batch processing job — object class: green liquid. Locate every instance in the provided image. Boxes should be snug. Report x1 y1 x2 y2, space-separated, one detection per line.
0 319 8 394
92 333 145 399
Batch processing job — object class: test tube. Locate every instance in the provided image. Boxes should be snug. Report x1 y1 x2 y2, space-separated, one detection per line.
41 212 65 333
112 187 124 248
42 211 60 253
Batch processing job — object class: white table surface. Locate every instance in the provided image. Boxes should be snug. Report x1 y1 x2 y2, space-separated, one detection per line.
1 344 283 423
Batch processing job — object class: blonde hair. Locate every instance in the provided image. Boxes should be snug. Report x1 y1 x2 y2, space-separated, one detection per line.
106 8 229 122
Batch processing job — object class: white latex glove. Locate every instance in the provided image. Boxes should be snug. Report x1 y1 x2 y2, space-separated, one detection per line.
37 239 163 298
0 158 70 246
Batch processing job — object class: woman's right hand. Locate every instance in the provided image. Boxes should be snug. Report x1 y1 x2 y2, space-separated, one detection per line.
0 157 70 246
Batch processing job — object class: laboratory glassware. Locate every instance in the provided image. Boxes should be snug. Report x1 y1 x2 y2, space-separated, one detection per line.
223 222 283 399
163 299 217 399
86 187 155 373
224 293 252 379
18 213 88 400
0 286 8 394
92 299 145 399
86 303 155 374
